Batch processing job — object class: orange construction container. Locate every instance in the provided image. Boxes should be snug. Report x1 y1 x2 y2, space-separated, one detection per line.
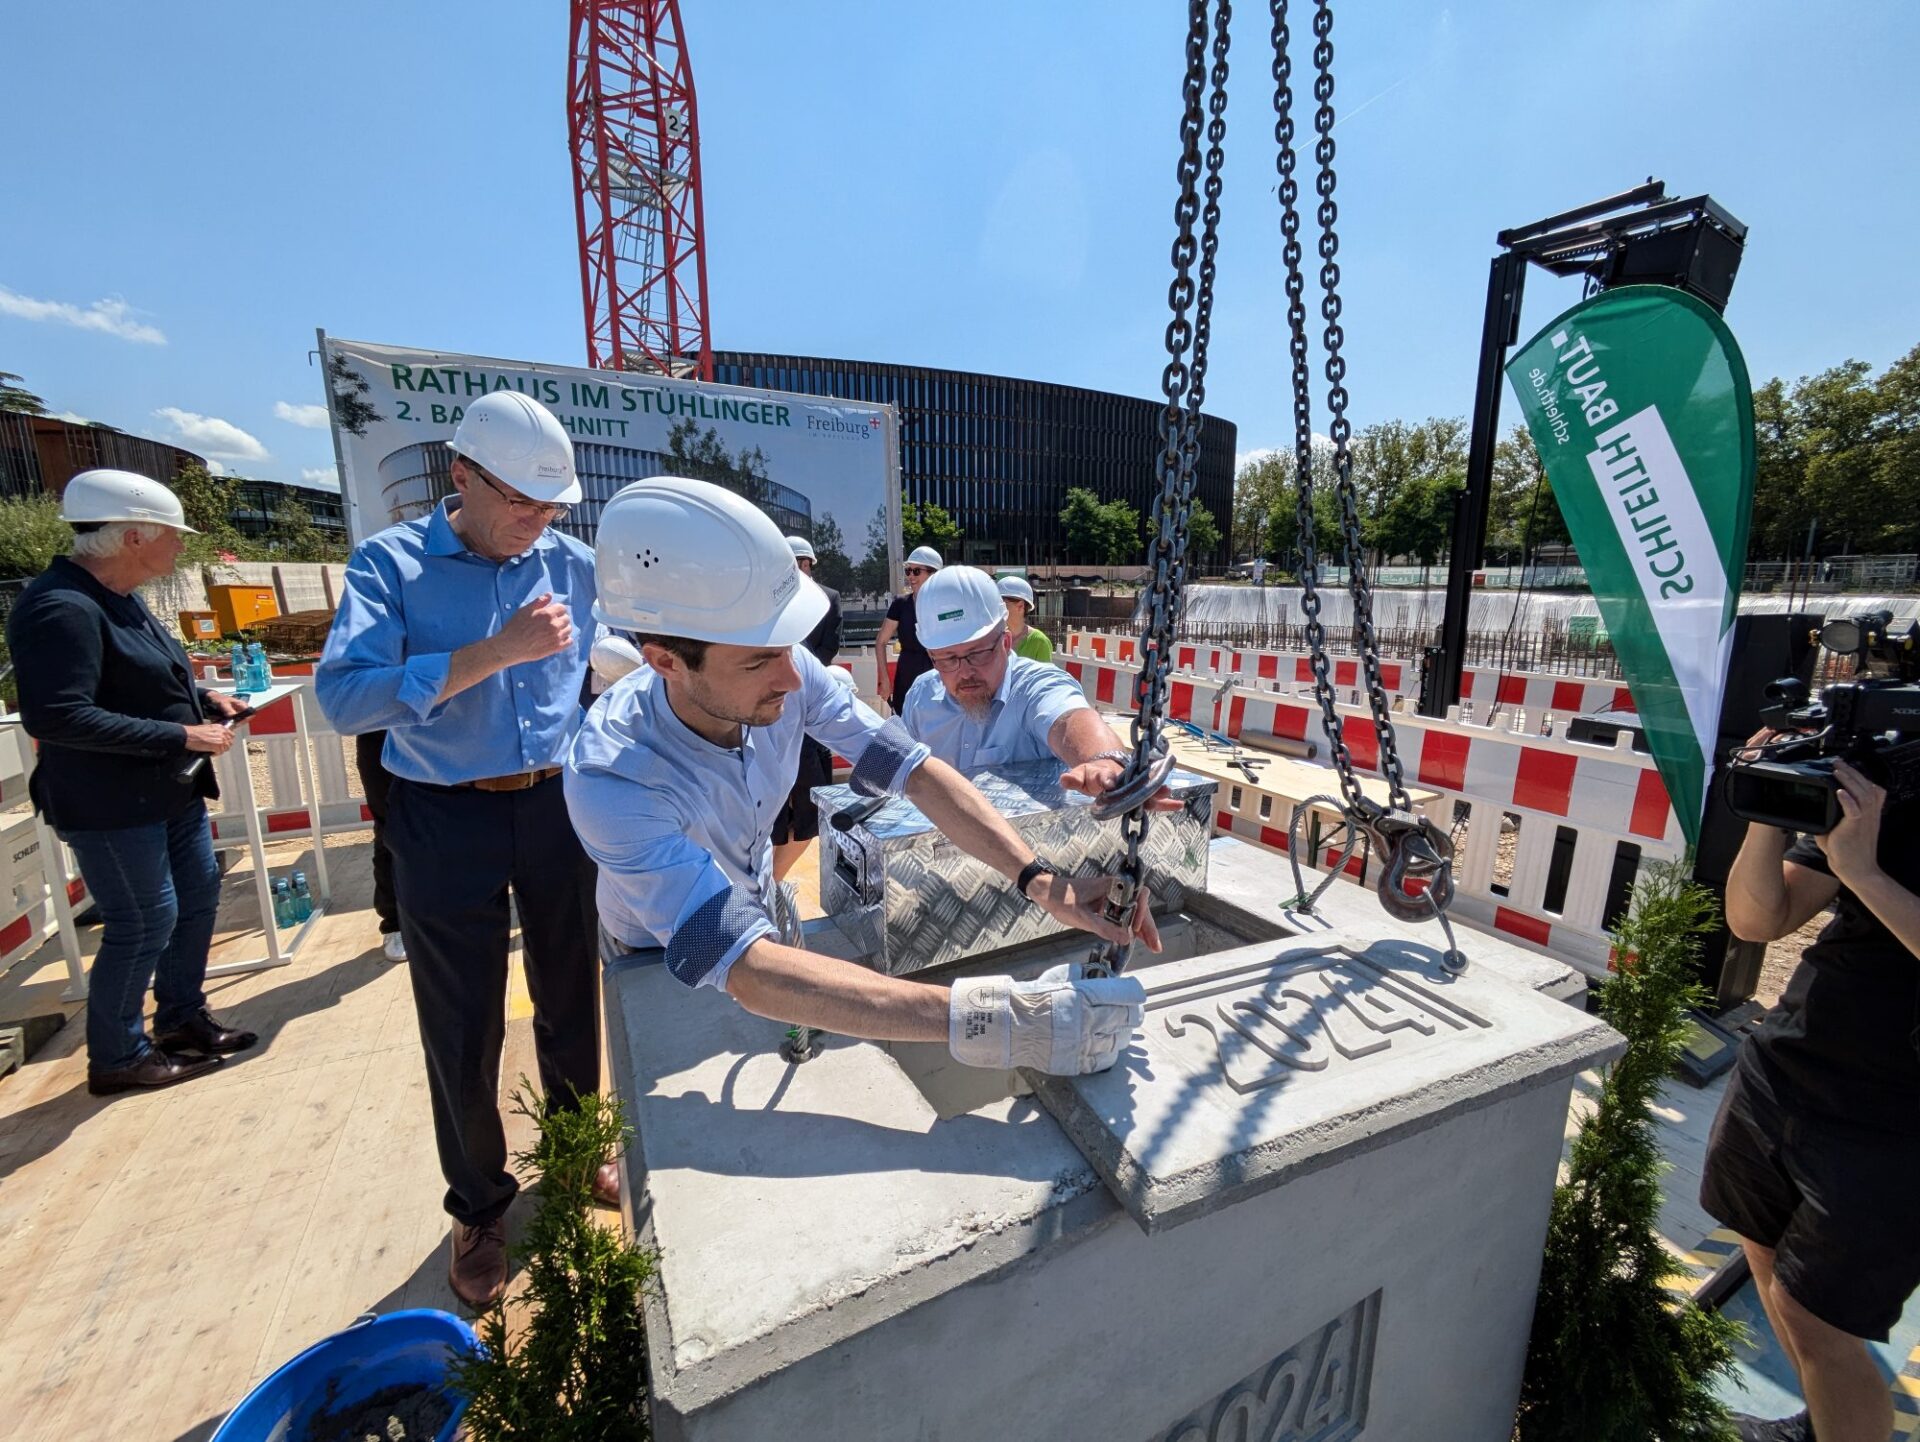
178 609 220 643
207 584 280 635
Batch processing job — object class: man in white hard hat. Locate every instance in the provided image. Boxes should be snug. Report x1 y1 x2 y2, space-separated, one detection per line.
316 392 609 1311
566 479 1155 1083
7 470 255 1094
874 543 941 713
771 534 842 880
901 566 1179 809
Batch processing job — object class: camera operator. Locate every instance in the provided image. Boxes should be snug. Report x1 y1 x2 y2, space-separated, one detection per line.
1706 738 1920 1442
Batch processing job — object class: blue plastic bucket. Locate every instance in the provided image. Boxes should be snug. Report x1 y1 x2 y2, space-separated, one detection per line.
211 1309 480 1442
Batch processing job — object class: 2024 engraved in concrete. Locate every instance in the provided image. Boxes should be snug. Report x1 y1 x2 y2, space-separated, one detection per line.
1151 1291 1380 1442
1149 950 1492 1093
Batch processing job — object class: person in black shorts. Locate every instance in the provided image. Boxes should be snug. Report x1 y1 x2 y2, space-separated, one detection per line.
771 535 842 881
1708 748 1920 1442
875 545 940 714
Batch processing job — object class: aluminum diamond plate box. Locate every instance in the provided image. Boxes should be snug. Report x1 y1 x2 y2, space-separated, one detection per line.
815 761 1216 975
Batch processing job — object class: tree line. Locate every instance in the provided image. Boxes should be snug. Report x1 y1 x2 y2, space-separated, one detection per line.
1231 343 1920 571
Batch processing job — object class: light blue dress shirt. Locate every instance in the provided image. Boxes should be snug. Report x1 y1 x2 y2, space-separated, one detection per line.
564 647 930 990
899 653 1091 771
315 500 596 784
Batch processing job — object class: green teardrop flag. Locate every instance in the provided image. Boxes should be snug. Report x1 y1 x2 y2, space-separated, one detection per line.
1505 285 1754 849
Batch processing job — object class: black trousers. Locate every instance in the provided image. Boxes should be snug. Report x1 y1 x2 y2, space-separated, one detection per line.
387 774 600 1225
353 730 398 934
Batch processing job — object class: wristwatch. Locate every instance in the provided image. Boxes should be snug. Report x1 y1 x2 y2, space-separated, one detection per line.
1015 858 1058 902
1091 749 1134 769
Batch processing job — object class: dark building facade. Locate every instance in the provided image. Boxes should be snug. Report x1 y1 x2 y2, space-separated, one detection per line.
710 352 1235 569
228 477 349 543
0 412 204 502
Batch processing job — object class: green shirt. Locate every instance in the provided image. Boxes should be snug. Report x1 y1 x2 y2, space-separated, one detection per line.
1012 627 1054 664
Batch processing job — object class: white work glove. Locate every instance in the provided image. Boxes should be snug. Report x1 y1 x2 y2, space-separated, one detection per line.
590 634 645 687
947 963 1147 1076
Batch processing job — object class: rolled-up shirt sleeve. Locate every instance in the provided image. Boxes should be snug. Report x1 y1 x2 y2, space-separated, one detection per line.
315 547 455 734
566 768 773 990
797 649 928 795
1022 665 1092 754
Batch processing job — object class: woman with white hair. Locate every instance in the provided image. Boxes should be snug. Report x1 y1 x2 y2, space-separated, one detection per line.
6 470 256 1095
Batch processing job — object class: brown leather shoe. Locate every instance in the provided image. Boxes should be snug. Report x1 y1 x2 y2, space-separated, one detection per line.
448 1217 508 1311
591 1161 621 1210
88 1047 224 1096
152 1008 257 1056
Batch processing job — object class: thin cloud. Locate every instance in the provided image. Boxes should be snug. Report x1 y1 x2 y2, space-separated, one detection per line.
52 410 94 426
0 285 166 344
153 406 269 462
300 466 340 491
274 401 330 429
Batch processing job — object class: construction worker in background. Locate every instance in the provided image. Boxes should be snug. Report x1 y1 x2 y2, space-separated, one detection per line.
566 479 1154 1079
315 392 610 1313
771 534 841 881
996 573 1054 663
900 566 1180 812
874 544 941 713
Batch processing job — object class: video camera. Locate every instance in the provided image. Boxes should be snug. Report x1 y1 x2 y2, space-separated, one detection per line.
1723 610 1920 834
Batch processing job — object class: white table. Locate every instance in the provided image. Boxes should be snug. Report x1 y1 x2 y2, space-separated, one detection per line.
205 680 334 978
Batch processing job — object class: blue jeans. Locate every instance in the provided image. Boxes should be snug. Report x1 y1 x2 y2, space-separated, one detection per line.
61 801 220 1070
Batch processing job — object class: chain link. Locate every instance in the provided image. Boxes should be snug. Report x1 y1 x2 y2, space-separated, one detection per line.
1089 0 1231 979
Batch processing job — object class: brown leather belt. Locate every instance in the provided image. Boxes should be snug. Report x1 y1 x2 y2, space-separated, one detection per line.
459 766 561 793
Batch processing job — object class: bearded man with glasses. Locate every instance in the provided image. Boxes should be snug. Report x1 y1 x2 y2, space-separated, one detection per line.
317 391 612 1312
898 566 1178 812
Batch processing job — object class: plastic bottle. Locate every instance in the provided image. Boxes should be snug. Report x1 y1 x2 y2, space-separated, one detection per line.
230 643 253 695
273 877 293 929
291 871 313 922
248 642 272 693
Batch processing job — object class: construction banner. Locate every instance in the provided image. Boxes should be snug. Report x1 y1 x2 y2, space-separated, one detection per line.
315 333 901 585
1505 286 1754 849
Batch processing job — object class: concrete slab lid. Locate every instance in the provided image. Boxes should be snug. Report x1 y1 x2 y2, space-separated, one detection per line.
605 961 1119 1409
1031 930 1624 1233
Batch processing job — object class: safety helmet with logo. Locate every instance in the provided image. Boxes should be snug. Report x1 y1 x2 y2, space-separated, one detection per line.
915 565 1009 651
594 477 828 646
996 574 1036 609
786 535 817 563
905 545 943 571
446 391 581 503
60 469 197 532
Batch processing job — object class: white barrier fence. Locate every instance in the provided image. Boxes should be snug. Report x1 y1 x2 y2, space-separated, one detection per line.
1059 640 1681 977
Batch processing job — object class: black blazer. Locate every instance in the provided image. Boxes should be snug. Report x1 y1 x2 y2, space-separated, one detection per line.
7 557 220 832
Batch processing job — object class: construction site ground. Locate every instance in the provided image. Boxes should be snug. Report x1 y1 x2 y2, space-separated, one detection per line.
1 815 1914 1439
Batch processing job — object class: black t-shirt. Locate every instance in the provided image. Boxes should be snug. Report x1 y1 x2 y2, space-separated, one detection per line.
1742 802 1920 1137
885 591 925 661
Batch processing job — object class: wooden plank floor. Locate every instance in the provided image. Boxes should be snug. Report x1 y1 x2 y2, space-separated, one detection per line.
0 830 547 1442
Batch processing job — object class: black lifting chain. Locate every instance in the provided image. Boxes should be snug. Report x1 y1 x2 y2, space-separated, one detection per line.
1085 0 1231 980
1268 0 1462 961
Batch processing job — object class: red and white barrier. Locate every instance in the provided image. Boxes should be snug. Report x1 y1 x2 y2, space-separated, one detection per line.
0 724 89 992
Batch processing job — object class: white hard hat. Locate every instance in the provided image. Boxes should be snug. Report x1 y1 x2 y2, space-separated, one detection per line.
593 477 829 646
906 545 943 570
916 565 1008 651
786 535 817 563
60 469 197 532
447 391 581 503
996 574 1035 608
590 633 645 686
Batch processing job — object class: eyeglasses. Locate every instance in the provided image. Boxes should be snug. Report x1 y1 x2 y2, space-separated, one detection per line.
477 469 570 522
929 633 1005 673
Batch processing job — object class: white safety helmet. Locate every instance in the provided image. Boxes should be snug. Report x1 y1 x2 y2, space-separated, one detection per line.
915 565 1009 651
447 391 581 503
60 469 197 531
906 545 943 570
589 633 645 687
786 535 817 563
996 574 1035 609
593 477 828 646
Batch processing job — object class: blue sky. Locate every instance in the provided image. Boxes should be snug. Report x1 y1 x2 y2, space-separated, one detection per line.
3 1 1916 491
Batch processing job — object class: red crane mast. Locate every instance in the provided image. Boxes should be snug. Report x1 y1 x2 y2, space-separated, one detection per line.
568 0 713 379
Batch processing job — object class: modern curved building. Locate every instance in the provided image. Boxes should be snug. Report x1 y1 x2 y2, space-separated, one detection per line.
710 352 1236 569
373 437 811 541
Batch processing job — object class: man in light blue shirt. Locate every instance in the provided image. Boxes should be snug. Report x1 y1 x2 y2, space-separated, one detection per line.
901 566 1174 809
566 478 1156 1078
316 392 607 1312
